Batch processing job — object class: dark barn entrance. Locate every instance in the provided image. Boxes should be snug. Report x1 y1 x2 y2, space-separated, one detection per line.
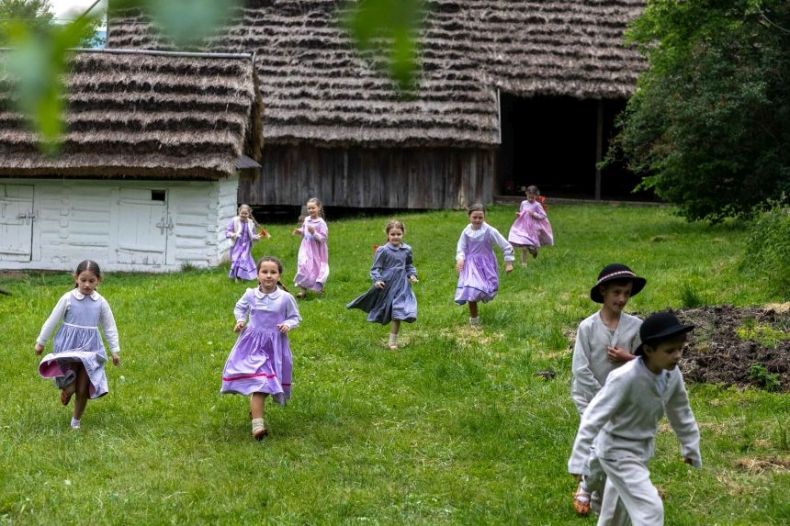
497 94 650 200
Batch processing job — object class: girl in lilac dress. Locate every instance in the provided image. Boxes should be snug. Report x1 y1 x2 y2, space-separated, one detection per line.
507 185 554 266
347 220 418 350
221 256 301 440
225 204 267 281
455 204 515 326
35 260 121 430
292 197 329 298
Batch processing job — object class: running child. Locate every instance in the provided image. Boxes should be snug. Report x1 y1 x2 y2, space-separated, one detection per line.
454 203 514 326
220 256 301 440
225 204 267 282
507 185 554 265
292 197 329 298
34 260 121 430
347 219 418 350
568 310 701 525
570 263 645 515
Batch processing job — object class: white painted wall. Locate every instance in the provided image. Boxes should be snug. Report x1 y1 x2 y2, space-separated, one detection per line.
0 175 240 272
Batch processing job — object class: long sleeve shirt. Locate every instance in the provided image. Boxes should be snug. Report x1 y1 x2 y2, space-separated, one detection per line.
36 290 121 354
568 357 702 475
234 287 301 330
455 223 515 262
571 311 642 414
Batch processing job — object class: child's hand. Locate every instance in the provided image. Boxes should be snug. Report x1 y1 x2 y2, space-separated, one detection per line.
455 259 464 273
408 275 418 284
307 225 316 234
504 262 514 273
607 346 634 363
34 343 44 355
277 323 290 334
233 320 246 332
292 228 301 236
374 281 386 289
112 352 121 366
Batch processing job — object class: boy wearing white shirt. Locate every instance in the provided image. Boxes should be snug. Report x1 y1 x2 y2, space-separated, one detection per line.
568 311 702 526
571 264 646 514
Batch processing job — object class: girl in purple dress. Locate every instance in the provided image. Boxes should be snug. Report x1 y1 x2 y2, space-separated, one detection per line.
347 220 418 350
221 256 301 440
507 185 554 266
225 204 267 281
34 260 121 430
292 197 329 298
455 204 515 326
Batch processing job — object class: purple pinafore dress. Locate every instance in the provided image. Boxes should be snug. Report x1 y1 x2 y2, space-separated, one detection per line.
454 224 514 304
37 290 119 399
294 217 330 292
226 217 258 280
220 288 301 405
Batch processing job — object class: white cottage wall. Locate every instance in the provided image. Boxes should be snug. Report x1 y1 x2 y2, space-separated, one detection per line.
0 176 240 272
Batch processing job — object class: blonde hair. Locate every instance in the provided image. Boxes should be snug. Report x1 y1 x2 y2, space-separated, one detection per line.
306 197 324 218
467 203 485 215
237 204 260 228
385 219 405 234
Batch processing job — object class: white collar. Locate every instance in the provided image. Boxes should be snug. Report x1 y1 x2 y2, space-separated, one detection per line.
71 289 99 301
254 287 282 300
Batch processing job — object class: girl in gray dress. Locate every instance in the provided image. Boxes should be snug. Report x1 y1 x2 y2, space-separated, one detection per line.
347 220 418 350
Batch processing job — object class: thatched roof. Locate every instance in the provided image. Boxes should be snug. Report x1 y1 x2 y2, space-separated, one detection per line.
0 49 262 179
106 0 644 147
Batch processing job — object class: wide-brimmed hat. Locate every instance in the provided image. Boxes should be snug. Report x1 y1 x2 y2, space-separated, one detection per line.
634 311 694 356
590 263 647 303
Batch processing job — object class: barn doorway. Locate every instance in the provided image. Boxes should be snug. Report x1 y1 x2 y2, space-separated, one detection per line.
496 94 651 200
116 188 169 265
0 184 34 262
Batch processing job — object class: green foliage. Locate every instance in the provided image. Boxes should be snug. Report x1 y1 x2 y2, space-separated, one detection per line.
0 205 787 524
610 0 790 222
0 0 53 43
680 283 704 309
748 364 782 392
740 202 790 298
341 0 424 92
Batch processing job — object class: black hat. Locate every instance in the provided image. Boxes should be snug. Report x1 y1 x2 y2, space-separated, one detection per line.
634 311 694 356
590 263 647 303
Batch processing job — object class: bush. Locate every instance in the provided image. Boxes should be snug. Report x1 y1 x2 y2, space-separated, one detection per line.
740 202 790 299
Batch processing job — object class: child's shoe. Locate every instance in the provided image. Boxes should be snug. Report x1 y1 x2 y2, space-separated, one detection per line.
70 417 81 430
572 483 591 516
469 317 481 327
388 333 398 350
251 418 268 441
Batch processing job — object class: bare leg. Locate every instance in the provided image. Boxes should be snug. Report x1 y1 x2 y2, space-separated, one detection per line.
73 365 89 420
520 248 527 265
389 320 401 349
469 302 478 318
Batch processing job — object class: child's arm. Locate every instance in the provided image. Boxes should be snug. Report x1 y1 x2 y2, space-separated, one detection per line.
406 247 417 281
665 373 702 467
233 291 252 331
530 202 547 220
277 294 302 333
455 231 467 272
370 248 386 287
568 370 629 475
310 219 328 243
34 294 69 354
489 227 515 272
98 299 121 365
571 325 602 414
225 219 238 239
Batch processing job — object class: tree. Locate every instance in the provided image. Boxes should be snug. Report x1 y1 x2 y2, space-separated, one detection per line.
610 0 790 222
0 0 53 43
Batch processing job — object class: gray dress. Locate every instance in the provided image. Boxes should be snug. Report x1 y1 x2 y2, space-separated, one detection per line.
347 243 417 324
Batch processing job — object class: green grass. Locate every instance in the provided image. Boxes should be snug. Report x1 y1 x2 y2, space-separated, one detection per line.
1 204 787 525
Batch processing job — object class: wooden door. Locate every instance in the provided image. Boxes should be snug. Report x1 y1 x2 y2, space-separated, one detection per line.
116 188 169 266
0 184 34 262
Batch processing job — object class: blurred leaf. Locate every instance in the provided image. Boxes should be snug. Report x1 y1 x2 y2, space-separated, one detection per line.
144 0 240 49
2 16 94 154
342 0 424 92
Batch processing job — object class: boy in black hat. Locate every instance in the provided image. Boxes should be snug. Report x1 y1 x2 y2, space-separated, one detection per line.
570 264 646 514
568 311 702 526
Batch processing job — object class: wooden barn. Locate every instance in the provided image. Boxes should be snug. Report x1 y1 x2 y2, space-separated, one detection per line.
106 0 645 209
0 49 262 272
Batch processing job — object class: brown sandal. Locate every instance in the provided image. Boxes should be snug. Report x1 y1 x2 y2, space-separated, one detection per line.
60 385 75 406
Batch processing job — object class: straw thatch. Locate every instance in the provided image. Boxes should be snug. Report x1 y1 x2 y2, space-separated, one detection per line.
106 0 644 147
0 49 262 179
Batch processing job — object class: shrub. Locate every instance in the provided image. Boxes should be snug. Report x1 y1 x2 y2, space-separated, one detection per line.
740 202 790 299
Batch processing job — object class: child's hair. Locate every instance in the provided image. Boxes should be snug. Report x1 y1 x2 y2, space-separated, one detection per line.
467 203 485 215
385 219 405 234
238 203 260 228
256 256 288 291
73 260 102 287
525 185 540 195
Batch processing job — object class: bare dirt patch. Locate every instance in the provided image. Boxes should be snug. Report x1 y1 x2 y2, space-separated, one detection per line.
676 305 789 392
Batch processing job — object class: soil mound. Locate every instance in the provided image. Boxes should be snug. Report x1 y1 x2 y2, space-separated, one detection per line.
676 305 789 392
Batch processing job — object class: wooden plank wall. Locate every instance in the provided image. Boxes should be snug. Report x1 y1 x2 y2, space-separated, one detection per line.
239 145 496 209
